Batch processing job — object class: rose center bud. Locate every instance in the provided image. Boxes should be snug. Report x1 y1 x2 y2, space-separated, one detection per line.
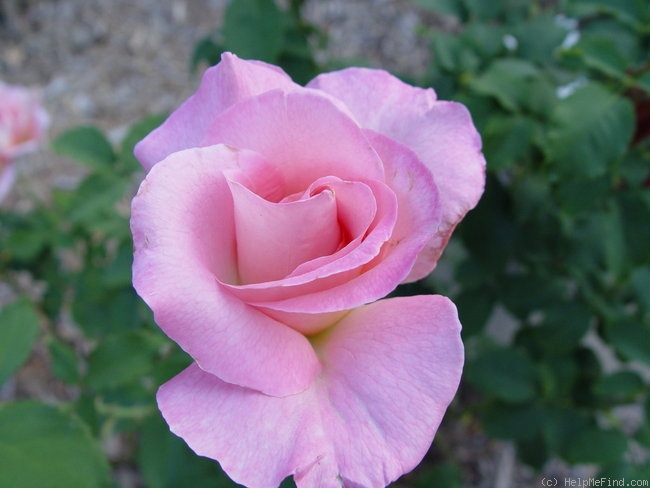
227 178 343 285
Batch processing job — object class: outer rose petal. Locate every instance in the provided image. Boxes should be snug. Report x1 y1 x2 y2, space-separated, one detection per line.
308 68 485 279
134 52 298 170
157 295 463 488
131 144 320 396
201 89 385 194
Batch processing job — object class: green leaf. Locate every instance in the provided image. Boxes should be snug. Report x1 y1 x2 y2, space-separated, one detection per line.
0 401 110 488
546 82 635 178
568 0 649 31
471 59 541 112
64 173 128 226
630 267 650 311
455 289 493 337
119 113 168 171
3 227 48 263
542 407 589 456
482 402 543 441
412 0 465 18
499 274 566 319
536 355 579 399
52 126 115 171
565 426 628 465
636 423 650 448
190 37 223 73
466 347 538 403
221 0 284 62
618 192 650 265
430 32 479 74
605 318 650 365
138 414 234 488
537 302 593 354
593 371 645 402
47 338 81 384
463 22 505 59
86 330 164 392
102 241 134 289
72 278 140 339
512 14 570 65
555 176 610 216
461 0 504 21
483 115 536 170
635 70 650 93
459 175 516 272
575 35 629 80
602 201 627 279
412 462 462 488
517 434 549 469
0 298 40 385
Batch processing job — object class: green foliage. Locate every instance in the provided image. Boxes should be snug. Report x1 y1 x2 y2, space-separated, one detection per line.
191 0 322 84
418 0 650 478
1 0 648 486
0 298 40 385
138 415 234 488
0 402 111 488
0 115 235 486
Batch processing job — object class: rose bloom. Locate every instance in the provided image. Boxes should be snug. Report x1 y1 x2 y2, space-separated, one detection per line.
131 53 485 488
0 81 49 201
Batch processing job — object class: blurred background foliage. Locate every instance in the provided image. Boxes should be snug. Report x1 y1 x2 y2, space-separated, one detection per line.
0 0 649 486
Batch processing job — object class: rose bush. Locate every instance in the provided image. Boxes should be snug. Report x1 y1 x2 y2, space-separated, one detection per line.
131 52 485 488
0 81 49 202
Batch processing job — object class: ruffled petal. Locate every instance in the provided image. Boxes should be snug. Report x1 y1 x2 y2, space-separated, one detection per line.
248 134 439 314
157 295 464 488
131 144 320 396
309 68 485 279
221 178 397 316
227 179 341 284
134 52 298 171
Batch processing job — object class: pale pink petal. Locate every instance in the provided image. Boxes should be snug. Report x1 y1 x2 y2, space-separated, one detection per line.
0 82 49 161
287 176 378 277
227 179 341 284
248 134 439 315
200 89 385 194
134 52 298 171
309 68 486 279
157 295 464 488
221 178 397 316
131 144 320 396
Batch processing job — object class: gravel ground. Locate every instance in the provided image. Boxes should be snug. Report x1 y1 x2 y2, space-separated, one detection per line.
0 1 603 487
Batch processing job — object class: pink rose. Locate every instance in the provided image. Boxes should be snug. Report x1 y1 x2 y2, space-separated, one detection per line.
131 53 485 488
0 81 49 201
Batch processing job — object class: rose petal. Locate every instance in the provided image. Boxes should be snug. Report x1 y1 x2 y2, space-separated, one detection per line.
134 52 298 171
309 68 486 279
249 133 440 314
0 82 49 161
221 178 397 312
131 144 320 396
227 179 341 284
157 295 464 488
201 89 385 194
288 176 378 277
